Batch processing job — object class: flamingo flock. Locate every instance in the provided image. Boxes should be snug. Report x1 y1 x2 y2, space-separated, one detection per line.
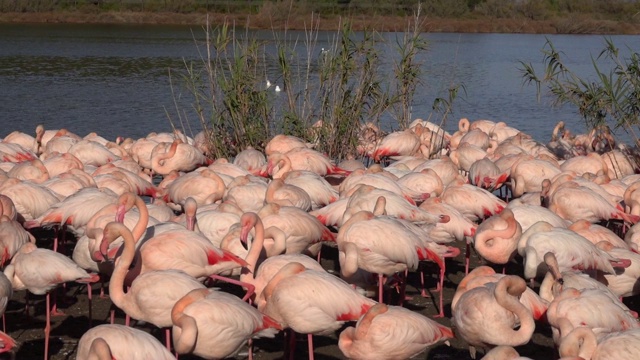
0 119 637 360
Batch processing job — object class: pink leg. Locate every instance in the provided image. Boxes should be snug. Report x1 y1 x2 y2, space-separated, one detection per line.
465 242 470 275
287 329 296 360
87 284 93 327
45 292 52 360
378 274 384 303
209 274 255 302
248 338 254 360
398 270 408 306
51 290 64 316
307 333 315 360
316 247 322 263
165 328 171 351
433 266 446 318
2 313 5 333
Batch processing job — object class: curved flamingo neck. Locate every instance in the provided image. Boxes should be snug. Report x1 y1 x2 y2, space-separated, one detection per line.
271 154 291 179
131 196 150 242
103 222 136 311
152 141 179 173
262 262 305 301
494 276 535 345
88 338 113 360
559 326 597 359
339 242 360 278
264 226 286 257
171 288 210 354
355 304 388 340
240 213 266 283
265 179 284 204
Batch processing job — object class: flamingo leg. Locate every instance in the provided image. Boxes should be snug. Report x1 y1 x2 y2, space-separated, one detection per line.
308 333 315 360
248 338 254 360
465 242 471 275
51 289 64 316
87 283 93 328
433 263 446 318
44 292 52 360
398 269 408 306
165 328 171 351
209 274 255 302
378 274 384 303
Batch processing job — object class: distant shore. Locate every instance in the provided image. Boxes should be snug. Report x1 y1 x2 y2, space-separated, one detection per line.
1 11 640 34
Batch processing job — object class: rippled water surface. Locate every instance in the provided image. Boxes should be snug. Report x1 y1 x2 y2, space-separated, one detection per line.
1 23 638 144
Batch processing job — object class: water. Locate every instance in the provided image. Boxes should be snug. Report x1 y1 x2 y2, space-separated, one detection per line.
1 23 638 145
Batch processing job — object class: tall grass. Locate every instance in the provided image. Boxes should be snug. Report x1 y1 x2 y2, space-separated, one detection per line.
520 37 640 145
171 9 439 161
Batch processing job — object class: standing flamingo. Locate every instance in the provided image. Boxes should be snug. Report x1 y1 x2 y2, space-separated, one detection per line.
338 303 453 360
3 242 98 360
99 222 206 348
170 288 282 359
452 275 536 359
259 262 377 360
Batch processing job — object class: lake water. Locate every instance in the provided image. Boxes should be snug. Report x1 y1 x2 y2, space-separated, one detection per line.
1 23 638 146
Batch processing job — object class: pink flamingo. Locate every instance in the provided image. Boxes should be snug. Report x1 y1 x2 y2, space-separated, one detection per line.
597 242 640 298
7 158 49 184
233 146 267 175
518 222 631 280
559 326 640 360
546 287 639 345
440 181 507 222
468 157 509 192
265 178 312 211
452 275 536 359
371 128 421 161
0 273 14 354
264 134 310 156
150 139 207 176
568 220 630 249
473 208 522 266
76 324 174 359
452 266 548 321
99 222 206 348
546 181 639 224
266 147 349 178
508 157 561 198
164 169 226 207
3 242 98 360
0 178 60 222
259 262 376 360
223 175 268 213
68 139 120 167
281 170 339 209
449 142 488 173
338 303 453 360
171 288 282 359
258 203 335 255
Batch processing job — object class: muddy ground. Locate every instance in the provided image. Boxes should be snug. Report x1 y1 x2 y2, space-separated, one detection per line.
3 229 638 360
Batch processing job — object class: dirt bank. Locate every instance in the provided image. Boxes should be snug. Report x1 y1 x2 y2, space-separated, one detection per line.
1 11 639 34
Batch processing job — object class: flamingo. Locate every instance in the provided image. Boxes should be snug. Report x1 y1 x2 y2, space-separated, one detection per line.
568 220 630 249
338 303 453 360
264 134 310 156
546 287 639 345
518 222 631 280
452 266 548 321
0 178 60 222
258 203 335 255
3 242 98 360
223 175 269 213
546 180 639 224
480 345 534 360
170 288 282 359
371 128 421 161
76 324 174 359
0 214 35 266
559 326 640 360
413 156 462 186
281 170 339 209
164 169 226 207
266 147 348 178
473 208 522 265
7 158 49 183
233 146 267 175
452 275 536 359
396 168 444 198
0 272 14 354
259 262 376 360
440 181 507 222
509 157 561 198
597 242 640 298
150 139 207 176
265 178 312 211
449 142 488 173
68 139 121 167
99 222 206 347
468 157 509 192
538 252 625 305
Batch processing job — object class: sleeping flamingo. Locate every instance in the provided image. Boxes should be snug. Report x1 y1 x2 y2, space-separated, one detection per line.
170 288 282 359
76 324 174 360
338 303 453 360
452 275 535 359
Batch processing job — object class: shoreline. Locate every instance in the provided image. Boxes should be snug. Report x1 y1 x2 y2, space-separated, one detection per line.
1 11 640 34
